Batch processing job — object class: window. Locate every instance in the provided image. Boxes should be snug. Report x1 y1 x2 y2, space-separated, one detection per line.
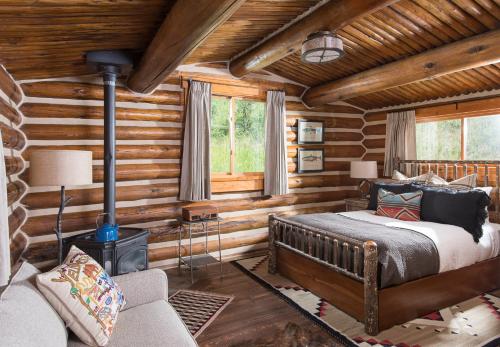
210 96 265 174
416 114 500 160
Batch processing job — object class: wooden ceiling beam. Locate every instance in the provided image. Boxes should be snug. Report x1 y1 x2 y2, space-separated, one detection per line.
127 0 245 94
303 29 500 107
228 0 397 78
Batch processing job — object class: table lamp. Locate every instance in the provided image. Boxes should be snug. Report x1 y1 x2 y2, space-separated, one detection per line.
350 161 378 199
29 150 93 264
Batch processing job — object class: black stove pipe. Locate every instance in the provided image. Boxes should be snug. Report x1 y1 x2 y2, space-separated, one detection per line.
102 66 119 226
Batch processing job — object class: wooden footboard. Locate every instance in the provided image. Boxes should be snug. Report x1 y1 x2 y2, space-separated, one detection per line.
268 214 379 335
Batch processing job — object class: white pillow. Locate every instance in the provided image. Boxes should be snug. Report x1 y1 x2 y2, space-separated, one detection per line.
426 172 478 188
36 246 126 346
392 170 430 183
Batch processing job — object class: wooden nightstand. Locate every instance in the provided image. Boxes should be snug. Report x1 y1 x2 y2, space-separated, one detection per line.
345 198 369 211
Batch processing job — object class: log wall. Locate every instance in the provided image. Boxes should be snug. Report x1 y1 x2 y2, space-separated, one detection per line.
17 65 366 269
0 65 28 268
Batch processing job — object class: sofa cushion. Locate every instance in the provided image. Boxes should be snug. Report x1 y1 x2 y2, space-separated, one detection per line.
0 262 67 347
67 300 197 347
37 246 126 346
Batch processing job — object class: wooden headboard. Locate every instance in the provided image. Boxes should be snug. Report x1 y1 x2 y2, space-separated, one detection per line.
395 158 500 224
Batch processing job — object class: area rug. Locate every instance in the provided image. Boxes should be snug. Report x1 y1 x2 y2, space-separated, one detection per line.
169 290 233 338
234 256 500 347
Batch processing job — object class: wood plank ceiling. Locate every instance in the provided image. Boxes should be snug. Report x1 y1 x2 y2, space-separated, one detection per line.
0 0 498 109
264 0 500 109
0 0 175 80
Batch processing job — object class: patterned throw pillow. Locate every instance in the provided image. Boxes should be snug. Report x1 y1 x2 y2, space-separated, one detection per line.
36 246 126 346
376 188 423 221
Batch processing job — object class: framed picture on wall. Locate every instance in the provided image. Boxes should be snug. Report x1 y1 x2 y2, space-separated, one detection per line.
297 148 324 173
297 120 324 144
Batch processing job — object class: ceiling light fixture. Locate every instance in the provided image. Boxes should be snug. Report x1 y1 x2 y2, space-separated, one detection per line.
301 31 344 63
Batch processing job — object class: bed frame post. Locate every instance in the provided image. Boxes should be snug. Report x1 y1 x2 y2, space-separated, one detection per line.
363 240 379 335
268 214 278 274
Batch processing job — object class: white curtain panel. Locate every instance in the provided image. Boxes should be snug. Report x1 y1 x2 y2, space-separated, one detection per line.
264 90 289 196
0 132 11 285
383 110 417 177
179 81 212 201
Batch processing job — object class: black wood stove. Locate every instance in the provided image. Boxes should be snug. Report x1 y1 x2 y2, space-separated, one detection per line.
60 51 149 275
62 228 149 276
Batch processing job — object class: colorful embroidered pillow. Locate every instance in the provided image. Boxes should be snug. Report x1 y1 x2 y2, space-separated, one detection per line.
376 188 423 221
36 246 126 346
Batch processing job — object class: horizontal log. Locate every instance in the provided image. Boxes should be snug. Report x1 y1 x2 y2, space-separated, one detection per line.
180 72 305 98
148 204 345 244
22 124 182 141
288 145 365 158
364 112 387 122
23 189 358 237
288 174 356 189
362 123 386 136
303 30 500 106
10 232 28 265
21 81 181 105
7 181 25 206
286 115 363 129
21 103 182 122
285 101 363 114
149 233 268 263
5 155 24 175
21 163 180 183
362 152 385 162
8 206 26 237
0 97 22 124
22 183 179 210
23 144 181 161
287 131 363 143
288 161 351 173
0 122 25 150
363 138 385 149
0 66 22 104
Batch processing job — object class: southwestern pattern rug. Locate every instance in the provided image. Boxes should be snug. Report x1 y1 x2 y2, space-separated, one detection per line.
169 290 233 338
234 256 500 347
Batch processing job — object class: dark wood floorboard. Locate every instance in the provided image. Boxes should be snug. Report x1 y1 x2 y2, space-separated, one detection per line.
166 262 342 347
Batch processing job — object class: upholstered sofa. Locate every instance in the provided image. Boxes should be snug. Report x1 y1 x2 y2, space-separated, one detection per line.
0 262 197 347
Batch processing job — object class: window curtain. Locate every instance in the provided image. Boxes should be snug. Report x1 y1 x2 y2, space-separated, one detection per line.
179 81 212 201
264 90 289 196
0 132 10 285
383 110 417 177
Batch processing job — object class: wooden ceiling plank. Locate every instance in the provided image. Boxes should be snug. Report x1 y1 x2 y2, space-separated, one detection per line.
228 0 397 77
127 0 245 94
473 0 500 20
433 0 489 33
415 0 480 36
303 29 500 106
356 17 418 56
391 2 455 43
451 0 498 28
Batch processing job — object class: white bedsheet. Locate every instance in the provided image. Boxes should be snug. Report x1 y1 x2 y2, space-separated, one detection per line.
339 210 500 273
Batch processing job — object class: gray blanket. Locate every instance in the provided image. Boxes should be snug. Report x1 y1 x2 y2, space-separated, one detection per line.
287 213 439 288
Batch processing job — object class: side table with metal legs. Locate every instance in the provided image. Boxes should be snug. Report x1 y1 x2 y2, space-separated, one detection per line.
177 217 223 283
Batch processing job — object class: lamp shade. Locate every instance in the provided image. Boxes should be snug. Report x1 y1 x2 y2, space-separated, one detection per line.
350 161 378 179
30 150 93 187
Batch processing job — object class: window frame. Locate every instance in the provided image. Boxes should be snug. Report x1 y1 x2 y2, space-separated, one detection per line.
417 113 499 161
211 94 265 179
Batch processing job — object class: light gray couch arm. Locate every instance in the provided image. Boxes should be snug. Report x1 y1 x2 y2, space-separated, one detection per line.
112 269 168 310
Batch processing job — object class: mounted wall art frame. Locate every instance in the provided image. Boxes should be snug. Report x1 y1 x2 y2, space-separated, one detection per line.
297 148 324 173
297 119 324 144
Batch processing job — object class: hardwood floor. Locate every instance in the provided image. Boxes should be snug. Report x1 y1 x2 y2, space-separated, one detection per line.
166 261 341 346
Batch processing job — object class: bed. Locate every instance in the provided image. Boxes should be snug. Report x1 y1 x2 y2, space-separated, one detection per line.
268 159 500 335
